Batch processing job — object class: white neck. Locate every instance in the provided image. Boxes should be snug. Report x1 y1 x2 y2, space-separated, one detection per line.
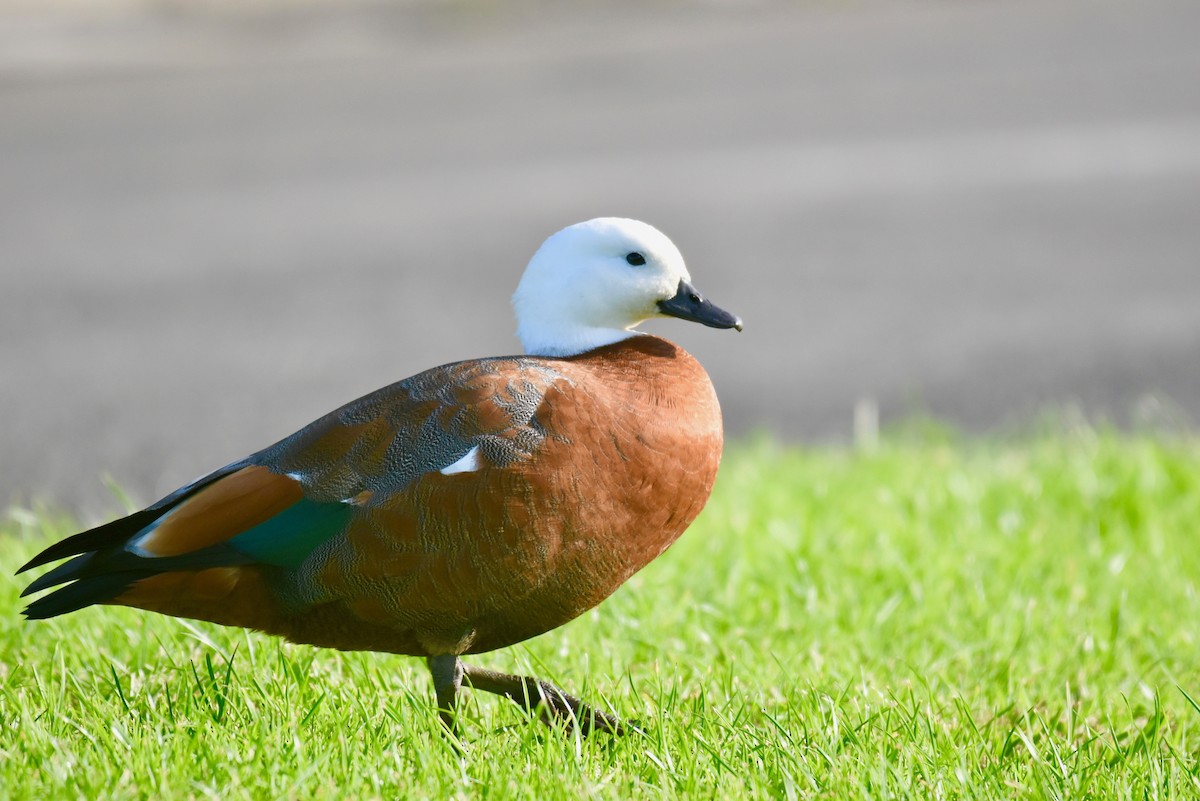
517 321 641 357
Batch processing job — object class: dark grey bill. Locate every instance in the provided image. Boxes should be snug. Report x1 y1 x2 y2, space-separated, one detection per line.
657 279 744 331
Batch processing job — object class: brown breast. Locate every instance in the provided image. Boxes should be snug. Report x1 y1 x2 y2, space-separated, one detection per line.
458 335 725 653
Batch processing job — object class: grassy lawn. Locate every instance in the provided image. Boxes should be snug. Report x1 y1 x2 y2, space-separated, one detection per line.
3 428 1200 799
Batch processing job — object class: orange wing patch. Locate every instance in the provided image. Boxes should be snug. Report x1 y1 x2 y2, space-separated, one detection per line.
135 466 304 557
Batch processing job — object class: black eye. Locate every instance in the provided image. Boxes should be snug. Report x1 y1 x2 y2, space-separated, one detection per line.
625 252 646 266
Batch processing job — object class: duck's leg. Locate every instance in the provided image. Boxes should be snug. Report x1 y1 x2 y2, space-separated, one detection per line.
427 654 465 737
461 662 626 736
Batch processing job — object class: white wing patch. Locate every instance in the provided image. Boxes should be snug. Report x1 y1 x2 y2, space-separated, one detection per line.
439 446 482 476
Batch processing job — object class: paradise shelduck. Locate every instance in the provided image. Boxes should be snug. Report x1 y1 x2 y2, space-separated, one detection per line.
18 217 742 738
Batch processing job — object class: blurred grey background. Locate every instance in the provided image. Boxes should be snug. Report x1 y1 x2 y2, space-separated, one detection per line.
1 0 1198 517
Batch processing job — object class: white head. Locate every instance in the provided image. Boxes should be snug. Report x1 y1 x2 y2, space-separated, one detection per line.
513 217 741 357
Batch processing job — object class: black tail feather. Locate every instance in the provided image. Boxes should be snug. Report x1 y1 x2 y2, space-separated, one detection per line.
20 553 95 597
17 508 165 574
17 463 245 575
18 462 260 619
22 572 152 620
19 540 256 617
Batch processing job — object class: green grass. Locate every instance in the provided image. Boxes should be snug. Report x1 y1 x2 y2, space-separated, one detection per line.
4 428 1200 799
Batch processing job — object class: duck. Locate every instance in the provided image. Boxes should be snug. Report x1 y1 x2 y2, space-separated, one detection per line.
18 217 742 738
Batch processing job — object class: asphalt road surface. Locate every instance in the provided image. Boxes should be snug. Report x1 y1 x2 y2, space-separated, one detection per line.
1 0 1198 516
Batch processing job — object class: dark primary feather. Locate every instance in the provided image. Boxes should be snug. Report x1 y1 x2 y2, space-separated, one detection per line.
17 463 251 619
20 542 256 620
23 573 154 620
17 508 165 575
16 463 242 574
